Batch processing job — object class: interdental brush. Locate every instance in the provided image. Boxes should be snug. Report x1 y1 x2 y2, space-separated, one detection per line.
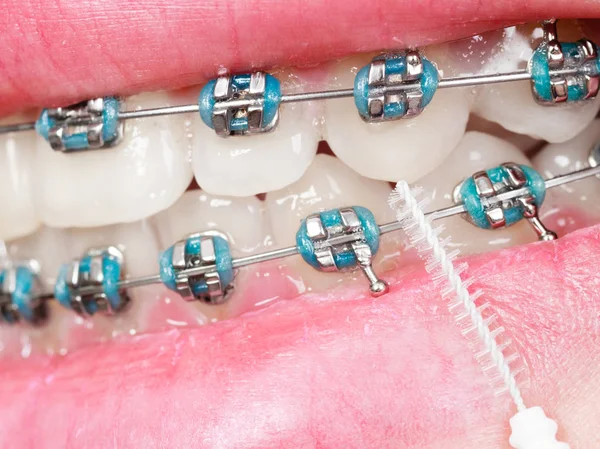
389 178 571 449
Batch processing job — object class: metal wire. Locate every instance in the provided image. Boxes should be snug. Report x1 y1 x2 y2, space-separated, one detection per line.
0 67 585 134
37 164 600 299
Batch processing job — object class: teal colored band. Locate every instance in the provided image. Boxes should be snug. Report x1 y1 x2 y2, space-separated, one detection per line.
296 206 380 271
35 97 121 150
459 165 546 230
159 235 234 299
531 41 600 103
354 54 439 120
199 74 282 131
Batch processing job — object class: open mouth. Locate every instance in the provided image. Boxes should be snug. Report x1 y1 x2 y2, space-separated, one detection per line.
1 3 600 447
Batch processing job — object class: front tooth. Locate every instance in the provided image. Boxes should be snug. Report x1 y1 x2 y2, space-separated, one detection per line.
472 23 600 143
416 131 538 254
532 119 600 236
34 92 193 228
264 154 397 292
189 70 321 197
0 115 39 241
323 53 470 182
152 189 272 320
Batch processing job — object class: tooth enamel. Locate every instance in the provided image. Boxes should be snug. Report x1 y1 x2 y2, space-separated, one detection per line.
472 24 600 143
431 29 506 77
153 190 268 257
323 53 470 183
6 226 70 287
153 189 271 320
467 115 542 154
264 153 395 291
187 70 321 197
0 115 40 241
416 131 537 254
532 118 600 235
34 92 193 228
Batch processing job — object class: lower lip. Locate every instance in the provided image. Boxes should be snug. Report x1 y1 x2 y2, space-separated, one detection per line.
1 221 599 447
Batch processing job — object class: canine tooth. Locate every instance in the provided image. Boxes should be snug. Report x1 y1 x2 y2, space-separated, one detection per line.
532 119 600 236
472 23 600 143
0 114 39 241
416 131 537 254
323 53 470 183
34 92 193 228
264 154 396 292
185 69 321 197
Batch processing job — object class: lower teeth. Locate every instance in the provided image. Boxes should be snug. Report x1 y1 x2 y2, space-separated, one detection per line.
1 160 599 327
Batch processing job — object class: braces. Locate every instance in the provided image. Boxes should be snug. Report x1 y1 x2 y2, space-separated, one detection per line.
0 20 598 147
1 161 600 327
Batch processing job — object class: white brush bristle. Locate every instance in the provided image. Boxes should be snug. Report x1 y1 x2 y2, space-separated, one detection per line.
390 180 571 448
389 180 526 410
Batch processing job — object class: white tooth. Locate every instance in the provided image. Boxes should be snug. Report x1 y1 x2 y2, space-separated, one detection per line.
6 226 70 287
153 190 268 257
428 29 507 77
265 154 396 292
467 115 542 154
34 92 193 228
532 118 600 235
0 114 40 241
153 189 271 320
67 221 159 278
189 70 321 197
472 24 600 143
18 221 170 354
416 131 538 254
323 53 470 182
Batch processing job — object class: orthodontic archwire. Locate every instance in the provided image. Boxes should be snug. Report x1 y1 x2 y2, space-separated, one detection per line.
1 160 600 327
0 17 598 326
0 19 598 149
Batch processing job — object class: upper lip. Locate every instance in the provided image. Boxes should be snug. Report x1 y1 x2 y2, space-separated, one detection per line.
2 1 599 117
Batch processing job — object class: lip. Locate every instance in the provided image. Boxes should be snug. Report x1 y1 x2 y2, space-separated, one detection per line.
0 221 598 447
2 1 600 117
